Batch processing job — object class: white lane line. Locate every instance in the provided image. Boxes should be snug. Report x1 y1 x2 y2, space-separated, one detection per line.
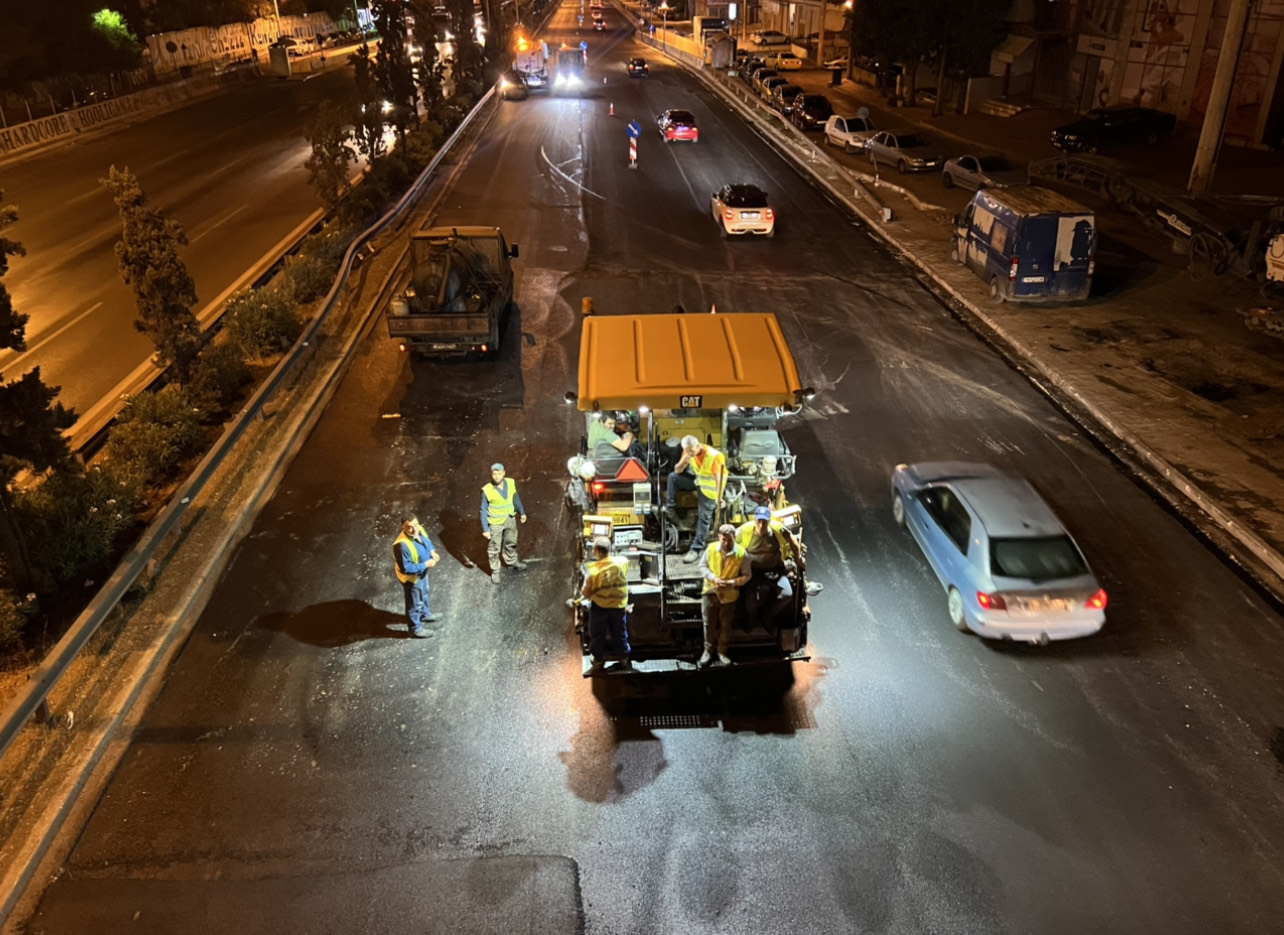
188 204 250 245
0 302 105 370
540 145 605 201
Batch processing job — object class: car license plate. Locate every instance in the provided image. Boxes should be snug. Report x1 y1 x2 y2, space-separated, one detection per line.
431 343 458 350
1022 597 1068 612
743 211 760 219
1022 276 1046 283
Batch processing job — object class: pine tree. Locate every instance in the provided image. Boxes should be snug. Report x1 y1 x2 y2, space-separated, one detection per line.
0 191 75 592
409 0 448 124
101 166 205 383
351 43 389 161
305 100 357 209
371 0 418 145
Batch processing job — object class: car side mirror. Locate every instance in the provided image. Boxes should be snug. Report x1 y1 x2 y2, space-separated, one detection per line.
509 244 520 258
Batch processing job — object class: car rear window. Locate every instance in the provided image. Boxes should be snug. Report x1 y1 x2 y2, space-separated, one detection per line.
990 536 1088 581
669 111 695 123
725 187 768 207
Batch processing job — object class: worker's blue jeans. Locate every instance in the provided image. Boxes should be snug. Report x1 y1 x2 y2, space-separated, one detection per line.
588 605 630 659
402 576 433 635
666 473 716 551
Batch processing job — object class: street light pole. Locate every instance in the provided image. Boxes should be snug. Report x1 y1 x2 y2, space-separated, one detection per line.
271 0 283 42
659 3 668 53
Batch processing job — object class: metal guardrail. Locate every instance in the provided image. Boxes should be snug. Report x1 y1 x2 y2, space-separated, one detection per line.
0 88 497 765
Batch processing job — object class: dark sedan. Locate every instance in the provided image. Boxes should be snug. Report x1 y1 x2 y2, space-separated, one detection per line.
790 93 833 130
627 57 649 77
1050 106 1177 152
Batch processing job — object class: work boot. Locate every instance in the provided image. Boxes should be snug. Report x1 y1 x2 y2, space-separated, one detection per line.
424 613 442 624
512 560 528 570
663 504 678 522
490 568 501 584
697 648 713 668
714 652 732 667
586 657 607 676
682 550 700 563
409 629 433 639
609 658 633 673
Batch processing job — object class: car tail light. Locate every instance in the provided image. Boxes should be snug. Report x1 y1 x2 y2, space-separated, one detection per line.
977 591 1007 611
765 208 774 220
480 344 489 353
724 210 735 222
1084 588 1108 610
1008 256 1019 282
397 342 408 353
591 481 605 493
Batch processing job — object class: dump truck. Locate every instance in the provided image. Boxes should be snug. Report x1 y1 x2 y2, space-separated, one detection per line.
386 226 518 358
565 309 817 675
513 35 549 91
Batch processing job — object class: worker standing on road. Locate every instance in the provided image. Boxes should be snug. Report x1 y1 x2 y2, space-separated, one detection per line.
393 518 441 638
735 505 804 630
697 524 750 668
665 435 726 562
481 462 527 583
582 536 632 674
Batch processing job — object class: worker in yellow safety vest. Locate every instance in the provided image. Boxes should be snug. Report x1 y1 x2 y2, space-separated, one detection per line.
664 435 726 564
582 536 632 675
697 524 750 668
393 518 441 638
735 505 804 631
481 463 527 584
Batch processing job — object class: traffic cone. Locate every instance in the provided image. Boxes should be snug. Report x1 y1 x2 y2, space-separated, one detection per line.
610 101 615 116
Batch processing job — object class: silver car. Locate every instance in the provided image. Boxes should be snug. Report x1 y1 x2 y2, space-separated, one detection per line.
865 129 946 173
942 153 1028 191
891 461 1107 643
824 114 877 153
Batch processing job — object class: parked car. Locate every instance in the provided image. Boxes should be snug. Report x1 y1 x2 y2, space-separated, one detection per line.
765 51 802 70
758 76 789 102
497 69 529 100
750 68 779 93
951 186 1096 302
790 94 833 130
751 29 790 45
891 461 1108 643
769 83 803 113
711 183 776 237
941 153 1027 191
658 108 699 142
1050 105 1177 152
627 57 649 77
865 129 945 173
823 114 877 152
739 58 765 80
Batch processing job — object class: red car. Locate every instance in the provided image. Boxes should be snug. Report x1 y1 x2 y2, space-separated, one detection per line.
657 109 699 142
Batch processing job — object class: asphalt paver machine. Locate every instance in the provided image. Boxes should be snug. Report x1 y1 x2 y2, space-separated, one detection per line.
564 309 816 674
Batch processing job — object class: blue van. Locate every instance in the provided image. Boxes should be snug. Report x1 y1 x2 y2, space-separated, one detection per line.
951 186 1096 303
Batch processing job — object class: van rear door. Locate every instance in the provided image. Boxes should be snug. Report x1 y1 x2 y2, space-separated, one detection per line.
1014 214 1094 300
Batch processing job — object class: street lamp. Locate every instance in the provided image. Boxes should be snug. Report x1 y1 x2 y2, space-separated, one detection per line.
659 2 669 53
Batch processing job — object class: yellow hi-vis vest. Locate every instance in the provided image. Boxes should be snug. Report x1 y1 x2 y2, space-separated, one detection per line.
702 542 748 602
734 519 793 562
483 480 518 528
691 446 726 501
585 555 630 608
393 533 421 584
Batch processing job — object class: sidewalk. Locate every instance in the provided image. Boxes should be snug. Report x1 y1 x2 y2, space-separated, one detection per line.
702 54 1284 593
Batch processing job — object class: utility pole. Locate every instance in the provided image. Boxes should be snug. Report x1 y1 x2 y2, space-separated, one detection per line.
1188 0 1254 195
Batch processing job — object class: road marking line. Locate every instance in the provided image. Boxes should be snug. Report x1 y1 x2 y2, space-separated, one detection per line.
189 203 249 244
0 302 104 371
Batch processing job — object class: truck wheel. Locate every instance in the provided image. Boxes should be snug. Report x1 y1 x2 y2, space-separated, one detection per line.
947 587 969 632
988 277 1005 303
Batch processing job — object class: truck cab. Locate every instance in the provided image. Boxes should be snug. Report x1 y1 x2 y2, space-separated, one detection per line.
565 310 816 674
386 226 518 357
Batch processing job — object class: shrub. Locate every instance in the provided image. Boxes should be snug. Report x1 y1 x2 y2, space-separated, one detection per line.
190 337 251 412
0 590 24 654
14 466 142 590
285 224 353 303
105 385 204 487
222 287 301 359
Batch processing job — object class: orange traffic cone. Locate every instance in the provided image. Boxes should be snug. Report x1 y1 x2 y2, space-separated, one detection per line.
609 101 615 116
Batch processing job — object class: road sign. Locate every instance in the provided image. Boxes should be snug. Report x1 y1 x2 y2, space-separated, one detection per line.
626 120 641 139
580 40 588 50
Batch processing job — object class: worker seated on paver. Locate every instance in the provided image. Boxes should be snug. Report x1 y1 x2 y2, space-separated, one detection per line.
735 505 804 631
664 435 727 562
587 412 646 462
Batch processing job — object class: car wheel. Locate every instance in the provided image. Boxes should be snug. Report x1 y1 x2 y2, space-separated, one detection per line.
765 228 775 239
719 222 728 238
897 159 909 174
892 490 905 526
825 135 835 147
989 277 1005 303
942 171 954 189
947 587 969 632
843 141 854 154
